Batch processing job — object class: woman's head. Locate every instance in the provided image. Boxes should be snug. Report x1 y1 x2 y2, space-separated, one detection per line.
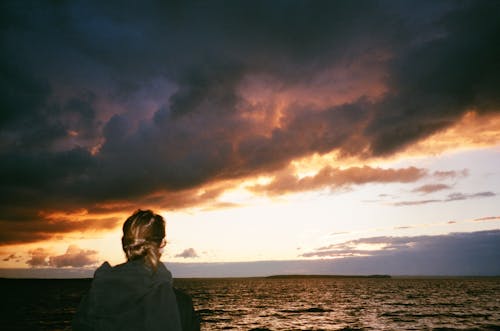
122 209 166 271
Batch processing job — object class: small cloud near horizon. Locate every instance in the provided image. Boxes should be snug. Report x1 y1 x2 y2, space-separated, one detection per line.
433 169 469 179
175 248 199 259
26 245 99 268
473 216 500 222
393 191 496 206
26 248 51 267
3 253 21 262
412 183 452 194
49 245 99 268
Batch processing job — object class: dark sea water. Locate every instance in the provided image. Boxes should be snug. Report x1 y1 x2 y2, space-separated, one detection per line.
1 277 499 330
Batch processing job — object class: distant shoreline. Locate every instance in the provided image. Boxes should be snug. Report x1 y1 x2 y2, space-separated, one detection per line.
265 274 391 279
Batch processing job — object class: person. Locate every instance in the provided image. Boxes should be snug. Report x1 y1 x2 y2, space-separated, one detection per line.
73 209 200 331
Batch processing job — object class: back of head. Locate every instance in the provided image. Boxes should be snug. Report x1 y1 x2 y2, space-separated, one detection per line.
121 209 166 271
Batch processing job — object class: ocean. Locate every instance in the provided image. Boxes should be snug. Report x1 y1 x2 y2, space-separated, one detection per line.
1 276 499 330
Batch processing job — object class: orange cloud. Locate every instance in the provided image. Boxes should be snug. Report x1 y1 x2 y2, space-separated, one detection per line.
0 178 243 246
412 184 452 194
250 166 427 195
26 248 51 267
25 245 99 268
48 245 99 268
0 211 122 245
403 112 500 156
238 51 389 132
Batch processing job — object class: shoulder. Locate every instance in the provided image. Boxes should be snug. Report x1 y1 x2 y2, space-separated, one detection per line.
155 262 173 282
92 261 112 277
96 261 112 271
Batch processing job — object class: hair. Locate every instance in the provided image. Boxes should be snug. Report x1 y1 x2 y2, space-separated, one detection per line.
121 209 166 271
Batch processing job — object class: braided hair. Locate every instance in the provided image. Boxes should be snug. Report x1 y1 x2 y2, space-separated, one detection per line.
121 209 166 271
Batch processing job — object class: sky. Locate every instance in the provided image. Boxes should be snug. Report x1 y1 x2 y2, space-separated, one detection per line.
1 0 499 278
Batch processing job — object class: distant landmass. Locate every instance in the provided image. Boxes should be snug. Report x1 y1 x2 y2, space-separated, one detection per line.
265 274 391 279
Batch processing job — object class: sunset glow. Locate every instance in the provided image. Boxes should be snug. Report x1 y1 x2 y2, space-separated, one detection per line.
1 1 499 277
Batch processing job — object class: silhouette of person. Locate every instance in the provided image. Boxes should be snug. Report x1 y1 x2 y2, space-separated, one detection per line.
73 209 200 331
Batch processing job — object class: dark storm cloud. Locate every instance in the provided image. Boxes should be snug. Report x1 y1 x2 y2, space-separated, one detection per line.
365 1 500 155
0 214 121 245
1 1 499 243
